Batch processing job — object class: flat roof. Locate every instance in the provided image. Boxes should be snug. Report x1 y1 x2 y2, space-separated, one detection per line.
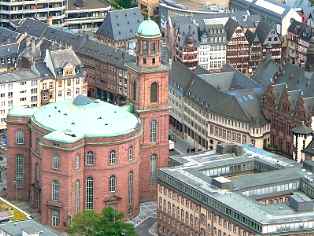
159 144 314 231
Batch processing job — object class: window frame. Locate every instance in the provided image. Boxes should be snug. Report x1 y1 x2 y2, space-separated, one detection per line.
109 175 117 193
15 129 24 145
52 180 60 201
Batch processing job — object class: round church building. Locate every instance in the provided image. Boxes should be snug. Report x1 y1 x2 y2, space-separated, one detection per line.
6 95 142 229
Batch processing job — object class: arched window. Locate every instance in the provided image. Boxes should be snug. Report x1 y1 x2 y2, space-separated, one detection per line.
109 175 117 192
16 129 24 144
85 151 95 166
150 120 158 143
74 155 80 169
52 155 60 170
52 180 60 201
109 150 117 165
151 154 158 182
150 82 158 103
75 180 80 213
128 146 134 161
86 177 94 209
128 171 133 206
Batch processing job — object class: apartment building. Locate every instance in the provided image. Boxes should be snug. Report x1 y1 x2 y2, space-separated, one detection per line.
287 19 313 67
0 0 67 26
0 0 110 31
169 61 270 151
158 144 314 236
0 47 87 129
64 0 111 32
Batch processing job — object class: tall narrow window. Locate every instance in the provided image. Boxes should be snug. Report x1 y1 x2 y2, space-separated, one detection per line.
128 171 133 207
86 177 94 209
151 154 158 183
52 180 60 201
85 151 95 166
15 154 24 186
75 180 80 214
109 150 117 165
109 175 117 193
35 163 39 182
16 129 24 144
150 82 158 103
150 120 158 143
133 80 137 101
52 155 60 170
128 146 134 161
74 155 80 169
51 209 60 227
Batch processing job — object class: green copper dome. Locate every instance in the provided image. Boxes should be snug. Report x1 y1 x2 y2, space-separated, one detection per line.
137 19 161 38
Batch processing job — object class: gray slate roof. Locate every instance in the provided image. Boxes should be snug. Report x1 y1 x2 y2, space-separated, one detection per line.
288 19 312 42
170 61 266 126
0 27 21 45
96 7 143 41
14 18 134 69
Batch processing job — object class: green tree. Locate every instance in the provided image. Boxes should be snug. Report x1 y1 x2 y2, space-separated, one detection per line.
68 207 137 236
109 0 136 9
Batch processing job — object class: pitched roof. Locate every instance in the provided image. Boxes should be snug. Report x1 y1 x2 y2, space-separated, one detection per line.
14 18 134 69
288 19 312 42
170 61 266 126
0 27 21 45
49 48 81 69
96 7 144 41
255 21 273 43
224 18 240 41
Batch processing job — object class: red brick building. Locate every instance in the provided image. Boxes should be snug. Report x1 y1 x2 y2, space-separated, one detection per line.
6 19 169 230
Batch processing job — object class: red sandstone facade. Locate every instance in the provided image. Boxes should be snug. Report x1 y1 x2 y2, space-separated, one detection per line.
6 20 169 230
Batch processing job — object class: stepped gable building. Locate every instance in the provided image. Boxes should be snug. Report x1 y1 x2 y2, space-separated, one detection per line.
174 23 199 71
287 19 313 67
225 18 250 74
169 61 269 152
255 58 314 157
158 144 314 236
246 29 263 74
7 19 169 229
255 21 281 63
96 7 144 55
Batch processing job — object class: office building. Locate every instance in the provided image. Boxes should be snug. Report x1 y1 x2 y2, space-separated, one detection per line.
158 144 314 236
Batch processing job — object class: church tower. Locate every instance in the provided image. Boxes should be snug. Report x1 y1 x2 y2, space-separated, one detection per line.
127 19 169 201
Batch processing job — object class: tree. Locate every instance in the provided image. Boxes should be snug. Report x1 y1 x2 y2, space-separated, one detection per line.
68 207 137 236
109 0 137 9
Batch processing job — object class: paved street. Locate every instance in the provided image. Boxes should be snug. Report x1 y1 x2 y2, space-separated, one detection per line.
169 129 195 155
135 217 156 236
